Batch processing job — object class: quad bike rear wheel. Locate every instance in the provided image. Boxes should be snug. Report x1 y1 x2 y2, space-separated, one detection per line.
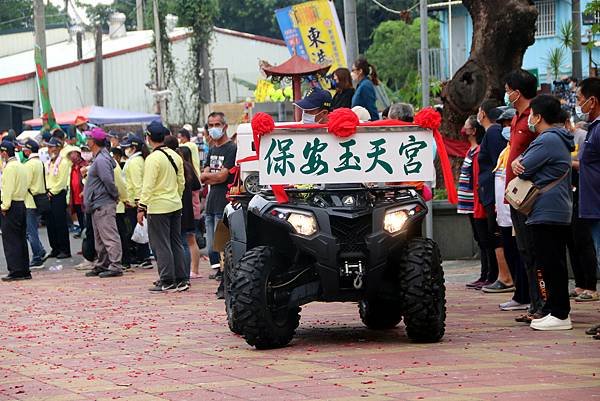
359 298 403 330
397 238 446 342
231 246 301 349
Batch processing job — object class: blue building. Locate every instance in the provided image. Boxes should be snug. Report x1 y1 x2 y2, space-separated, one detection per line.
429 0 600 84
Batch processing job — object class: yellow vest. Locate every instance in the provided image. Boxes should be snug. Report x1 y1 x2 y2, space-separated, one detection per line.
140 147 184 214
114 163 128 214
181 141 201 177
1 158 28 210
46 155 71 195
124 154 144 202
24 156 46 209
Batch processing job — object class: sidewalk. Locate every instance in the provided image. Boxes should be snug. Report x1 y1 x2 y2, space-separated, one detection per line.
0 258 598 401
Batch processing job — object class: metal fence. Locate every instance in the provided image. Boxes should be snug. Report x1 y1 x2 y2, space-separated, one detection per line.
417 48 450 81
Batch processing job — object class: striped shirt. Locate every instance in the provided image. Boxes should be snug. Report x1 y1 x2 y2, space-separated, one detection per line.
457 147 476 214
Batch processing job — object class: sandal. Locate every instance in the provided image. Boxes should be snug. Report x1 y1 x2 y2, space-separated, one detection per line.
569 288 584 298
575 291 599 302
585 324 600 335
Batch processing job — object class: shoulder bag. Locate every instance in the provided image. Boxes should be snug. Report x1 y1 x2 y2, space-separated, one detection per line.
505 171 568 216
29 160 51 214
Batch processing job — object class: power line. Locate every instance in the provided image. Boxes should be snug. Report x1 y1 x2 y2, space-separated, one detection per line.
370 0 409 15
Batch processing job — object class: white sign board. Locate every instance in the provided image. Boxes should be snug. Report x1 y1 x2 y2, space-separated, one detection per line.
259 126 434 185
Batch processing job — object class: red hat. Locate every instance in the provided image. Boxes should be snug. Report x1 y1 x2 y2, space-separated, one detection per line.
74 116 88 126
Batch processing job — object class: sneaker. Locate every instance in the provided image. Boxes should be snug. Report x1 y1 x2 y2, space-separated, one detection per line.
29 260 45 269
210 263 221 270
137 260 154 269
499 300 530 311
530 314 572 331
161 283 176 292
1 274 32 282
515 312 546 323
466 279 485 288
149 281 170 292
56 252 71 259
575 291 599 302
85 268 105 277
482 280 516 293
175 281 190 292
99 270 123 278
209 270 223 280
75 261 93 271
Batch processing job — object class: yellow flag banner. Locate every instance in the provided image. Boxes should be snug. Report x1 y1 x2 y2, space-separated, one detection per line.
275 0 347 71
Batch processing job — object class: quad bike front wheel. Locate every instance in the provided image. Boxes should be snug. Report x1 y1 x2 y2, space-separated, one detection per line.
223 241 242 335
231 246 301 349
359 298 403 330
397 238 446 343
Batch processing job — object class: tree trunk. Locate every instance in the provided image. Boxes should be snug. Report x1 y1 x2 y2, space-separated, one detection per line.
441 0 538 140
436 0 537 188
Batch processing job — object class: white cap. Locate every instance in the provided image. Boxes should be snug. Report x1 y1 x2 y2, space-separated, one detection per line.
183 123 193 132
352 106 371 122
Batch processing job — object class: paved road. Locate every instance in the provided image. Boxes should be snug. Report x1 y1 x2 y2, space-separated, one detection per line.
0 256 598 400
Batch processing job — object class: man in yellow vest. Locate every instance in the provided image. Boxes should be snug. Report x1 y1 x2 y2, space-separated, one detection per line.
138 121 186 292
46 137 72 259
1 141 31 281
22 139 48 268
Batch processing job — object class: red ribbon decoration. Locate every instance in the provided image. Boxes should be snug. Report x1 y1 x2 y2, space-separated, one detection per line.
414 107 457 205
327 108 359 137
236 113 289 203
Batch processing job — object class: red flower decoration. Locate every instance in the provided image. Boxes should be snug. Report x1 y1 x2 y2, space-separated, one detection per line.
327 108 359 138
251 112 275 154
414 107 442 130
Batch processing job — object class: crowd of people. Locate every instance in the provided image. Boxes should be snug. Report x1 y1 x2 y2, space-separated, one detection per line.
457 69 599 338
1 65 598 339
0 112 236 298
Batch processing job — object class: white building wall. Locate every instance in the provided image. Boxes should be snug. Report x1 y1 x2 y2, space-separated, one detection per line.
0 29 289 124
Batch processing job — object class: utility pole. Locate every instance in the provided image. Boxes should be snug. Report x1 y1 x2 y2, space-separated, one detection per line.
94 25 103 106
420 0 433 240
33 0 47 117
153 0 166 121
136 0 144 31
343 0 359 67
572 0 583 80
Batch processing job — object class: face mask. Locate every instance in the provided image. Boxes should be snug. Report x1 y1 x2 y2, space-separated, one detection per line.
476 112 483 125
576 97 592 122
501 126 511 141
351 71 358 82
81 151 93 162
527 115 538 133
302 111 316 124
208 127 224 140
124 148 135 157
330 79 337 90
505 90 519 106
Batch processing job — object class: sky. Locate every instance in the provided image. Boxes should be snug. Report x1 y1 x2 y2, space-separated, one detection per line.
49 0 114 25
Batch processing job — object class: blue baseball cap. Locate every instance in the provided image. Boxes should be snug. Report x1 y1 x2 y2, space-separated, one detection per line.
294 88 333 111
24 139 40 153
120 135 144 148
0 140 15 153
45 137 63 148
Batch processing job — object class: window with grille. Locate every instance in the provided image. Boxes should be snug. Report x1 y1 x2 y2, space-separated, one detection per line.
535 0 556 38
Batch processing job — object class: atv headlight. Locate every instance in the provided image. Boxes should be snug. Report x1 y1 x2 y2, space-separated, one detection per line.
287 212 318 236
384 209 409 234
271 208 319 236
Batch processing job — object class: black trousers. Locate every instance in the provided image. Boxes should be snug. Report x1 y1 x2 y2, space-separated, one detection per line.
47 190 71 255
567 213 598 291
510 207 543 315
500 226 530 304
469 215 498 282
125 206 150 263
116 212 131 266
2 201 30 276
531 224 570 320
72 204 85 230
148 210 186 285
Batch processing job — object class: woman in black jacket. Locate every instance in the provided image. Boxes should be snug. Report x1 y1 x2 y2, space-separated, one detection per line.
177 146 202 282
331 67 355 110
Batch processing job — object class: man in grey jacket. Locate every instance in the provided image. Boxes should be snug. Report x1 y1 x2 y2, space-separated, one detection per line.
83 128 124 278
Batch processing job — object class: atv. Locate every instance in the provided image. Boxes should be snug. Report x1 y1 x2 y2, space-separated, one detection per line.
221 124 446 349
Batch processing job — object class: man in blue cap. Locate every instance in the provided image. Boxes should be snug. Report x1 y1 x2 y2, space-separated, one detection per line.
294 87 333 124
1 140 31 281
22 139 48 268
